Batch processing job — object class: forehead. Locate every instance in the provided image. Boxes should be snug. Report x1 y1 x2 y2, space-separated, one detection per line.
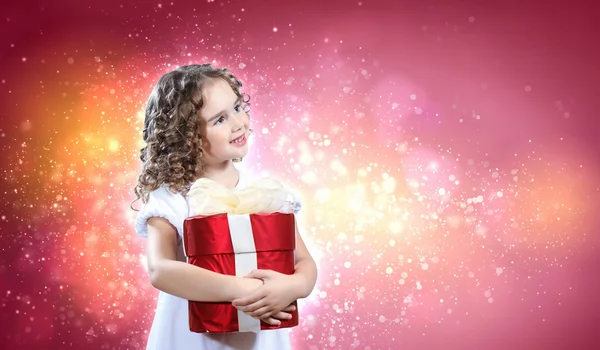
199 78 238 119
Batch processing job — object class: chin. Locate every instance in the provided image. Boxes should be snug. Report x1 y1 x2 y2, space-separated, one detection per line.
230 151 249 161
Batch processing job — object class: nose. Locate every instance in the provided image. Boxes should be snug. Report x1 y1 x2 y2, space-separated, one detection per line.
228 112 246 130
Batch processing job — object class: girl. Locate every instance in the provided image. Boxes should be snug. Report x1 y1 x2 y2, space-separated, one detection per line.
132 64 317 350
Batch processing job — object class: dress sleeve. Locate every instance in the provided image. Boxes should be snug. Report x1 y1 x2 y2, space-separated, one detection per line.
134 187 188 238
288 190 302 215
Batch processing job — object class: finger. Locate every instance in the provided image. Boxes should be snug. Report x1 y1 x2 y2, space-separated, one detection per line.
245 269 274 280
271 311 292 321
246 305 274 318
281 304 296 312
235 298 267 313
232 290 267 307
260 317 281 326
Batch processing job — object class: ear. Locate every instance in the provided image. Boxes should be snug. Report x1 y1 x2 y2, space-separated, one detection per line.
197 136 206 157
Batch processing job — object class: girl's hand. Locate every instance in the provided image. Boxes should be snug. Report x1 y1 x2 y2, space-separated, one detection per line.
234 275 294 326
259 304 297 326
235 276 263 299
232 269 301 322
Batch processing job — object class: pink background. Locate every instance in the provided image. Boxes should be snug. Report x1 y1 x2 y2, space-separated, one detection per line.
1 0 599 349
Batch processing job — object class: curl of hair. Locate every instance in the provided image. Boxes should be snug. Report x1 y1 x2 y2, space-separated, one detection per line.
131 64 250 210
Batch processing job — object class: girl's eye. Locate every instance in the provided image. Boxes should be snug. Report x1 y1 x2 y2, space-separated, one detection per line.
233 104 242 113
215 116 225 125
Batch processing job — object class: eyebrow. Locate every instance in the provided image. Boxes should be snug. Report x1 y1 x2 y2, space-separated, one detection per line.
206 97 243 123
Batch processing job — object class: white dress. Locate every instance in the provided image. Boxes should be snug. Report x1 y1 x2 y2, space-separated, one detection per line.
135 172 293 350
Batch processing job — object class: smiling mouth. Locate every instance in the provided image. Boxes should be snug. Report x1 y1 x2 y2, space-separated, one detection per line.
230 134 247 146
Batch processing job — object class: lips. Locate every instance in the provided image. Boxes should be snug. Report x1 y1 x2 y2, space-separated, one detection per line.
230 134 247 146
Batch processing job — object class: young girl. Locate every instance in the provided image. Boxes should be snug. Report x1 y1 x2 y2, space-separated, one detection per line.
132 64 317 350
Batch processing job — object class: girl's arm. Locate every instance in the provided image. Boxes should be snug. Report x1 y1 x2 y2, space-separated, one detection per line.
290 221 318 298
145 216 261 302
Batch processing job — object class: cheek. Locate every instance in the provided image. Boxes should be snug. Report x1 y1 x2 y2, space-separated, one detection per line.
203 128 229 148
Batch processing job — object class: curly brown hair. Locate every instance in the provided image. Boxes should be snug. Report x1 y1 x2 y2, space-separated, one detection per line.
131 64 250 210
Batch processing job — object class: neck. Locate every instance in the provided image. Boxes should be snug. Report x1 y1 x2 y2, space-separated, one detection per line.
199 161 240 189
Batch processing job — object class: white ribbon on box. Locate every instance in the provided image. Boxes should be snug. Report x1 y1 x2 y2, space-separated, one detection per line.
227 214 260 332
187 177 299 333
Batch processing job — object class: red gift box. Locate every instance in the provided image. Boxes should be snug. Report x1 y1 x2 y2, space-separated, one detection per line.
183 212 299 333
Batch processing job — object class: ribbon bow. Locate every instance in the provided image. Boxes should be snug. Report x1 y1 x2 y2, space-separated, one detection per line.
187 177 298 216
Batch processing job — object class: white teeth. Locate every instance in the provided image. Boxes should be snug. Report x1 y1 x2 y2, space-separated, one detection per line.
231 136 244 144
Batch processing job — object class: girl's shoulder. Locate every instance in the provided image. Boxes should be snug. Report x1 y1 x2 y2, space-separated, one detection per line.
150 185 187 203
134 185 188 238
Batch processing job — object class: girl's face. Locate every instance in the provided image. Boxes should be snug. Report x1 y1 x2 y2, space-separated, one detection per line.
197 78 250 166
